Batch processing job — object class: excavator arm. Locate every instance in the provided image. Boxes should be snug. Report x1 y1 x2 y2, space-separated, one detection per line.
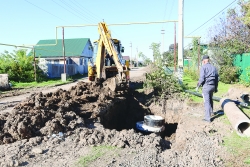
89 22 129 91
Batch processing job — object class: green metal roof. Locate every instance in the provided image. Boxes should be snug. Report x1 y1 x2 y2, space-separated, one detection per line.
34 38 90 58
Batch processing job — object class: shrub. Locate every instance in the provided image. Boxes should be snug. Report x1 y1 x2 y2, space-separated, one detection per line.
143 65 183 96
219 66 240 84
184 68 199 81
0 49 45 82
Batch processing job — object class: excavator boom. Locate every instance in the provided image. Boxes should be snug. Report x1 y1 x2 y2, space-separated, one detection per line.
88 22 129 91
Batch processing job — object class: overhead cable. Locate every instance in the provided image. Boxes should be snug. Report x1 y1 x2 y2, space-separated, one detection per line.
24 0 68 22
59 0 94 24
187 0 237 36
71 0 102 22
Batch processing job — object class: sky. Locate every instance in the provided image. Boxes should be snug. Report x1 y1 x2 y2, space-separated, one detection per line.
0 0 238 61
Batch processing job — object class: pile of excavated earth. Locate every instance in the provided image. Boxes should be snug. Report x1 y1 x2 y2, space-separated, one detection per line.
0 80 231 166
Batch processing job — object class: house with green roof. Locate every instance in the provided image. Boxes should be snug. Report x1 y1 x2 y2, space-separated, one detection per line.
34 38 93 78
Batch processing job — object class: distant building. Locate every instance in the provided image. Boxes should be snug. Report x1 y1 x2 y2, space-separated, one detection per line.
34 38 93 78
122 56 130 61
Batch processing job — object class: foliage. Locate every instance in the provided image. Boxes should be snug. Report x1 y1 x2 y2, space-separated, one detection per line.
144 43 184 97
207 2 250 84
184 38 206 81
208 3 250 55
186 38 205 70
162 51 175 66
240 0 250 27
138 52 152 65
184 38 206 80
219 65 240 84
184 68 199 81
0 49 44 82
144 65 183 96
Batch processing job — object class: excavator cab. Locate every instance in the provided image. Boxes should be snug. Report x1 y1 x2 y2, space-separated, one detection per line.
88 22 129 91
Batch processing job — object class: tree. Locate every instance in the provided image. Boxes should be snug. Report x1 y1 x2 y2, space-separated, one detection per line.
207 2 249 83
149 42 161 65
0 49 42 82
162 51 174 66
208 1 250 62
143 42 183 96
138 52 152 66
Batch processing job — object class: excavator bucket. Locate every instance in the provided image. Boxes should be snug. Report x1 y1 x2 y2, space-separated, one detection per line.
102 77 117 92
102 77 127 92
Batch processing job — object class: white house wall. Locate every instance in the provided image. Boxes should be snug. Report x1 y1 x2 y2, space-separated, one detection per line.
37 39 93 77
82 40 93 58
47 64 78 78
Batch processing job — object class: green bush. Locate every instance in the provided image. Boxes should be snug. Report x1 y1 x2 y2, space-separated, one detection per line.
184 68 199 81
0 49 44 82
143 66 183 96
219 66 239 84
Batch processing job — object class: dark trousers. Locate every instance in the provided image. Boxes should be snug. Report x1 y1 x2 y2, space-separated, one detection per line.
202 85 215 121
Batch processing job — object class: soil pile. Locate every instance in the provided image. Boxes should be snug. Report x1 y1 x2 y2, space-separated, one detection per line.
0 78 229 167
0 81 168 149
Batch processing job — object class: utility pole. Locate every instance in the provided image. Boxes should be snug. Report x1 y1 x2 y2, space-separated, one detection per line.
33 46 37 82
62 27 66 74
174 22 177 72
178 0 184 82
61 27 67 82
130 42 132 65
136 47 138 67
161 29 165 53
198 38 200 71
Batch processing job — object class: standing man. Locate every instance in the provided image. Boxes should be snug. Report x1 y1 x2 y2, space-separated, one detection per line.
196 55 219 123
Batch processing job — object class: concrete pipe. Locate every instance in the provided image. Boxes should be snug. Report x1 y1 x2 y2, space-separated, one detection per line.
220 98 250 137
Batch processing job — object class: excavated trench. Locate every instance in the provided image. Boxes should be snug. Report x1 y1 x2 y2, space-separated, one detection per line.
0 81 179 150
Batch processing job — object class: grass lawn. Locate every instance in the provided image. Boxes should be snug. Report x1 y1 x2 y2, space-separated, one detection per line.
11 73 87 89
183 75 231 102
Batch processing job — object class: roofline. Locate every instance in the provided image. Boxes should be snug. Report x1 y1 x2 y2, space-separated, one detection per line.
36 55 92 59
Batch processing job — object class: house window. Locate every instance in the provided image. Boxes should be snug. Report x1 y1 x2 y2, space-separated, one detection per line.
80 58 83 65
67 58 72 64
46 60 52 64
84 58 88 66
54 60 59 64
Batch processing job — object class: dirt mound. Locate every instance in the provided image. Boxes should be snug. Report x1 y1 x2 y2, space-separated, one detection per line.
0 81 169 150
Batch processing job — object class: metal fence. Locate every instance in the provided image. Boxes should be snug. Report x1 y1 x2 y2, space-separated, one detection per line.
234 53 250 82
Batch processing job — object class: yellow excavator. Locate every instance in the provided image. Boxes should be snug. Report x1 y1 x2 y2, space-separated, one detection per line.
88 22 130 91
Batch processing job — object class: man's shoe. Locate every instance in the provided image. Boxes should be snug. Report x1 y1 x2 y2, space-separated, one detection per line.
202 119 211 123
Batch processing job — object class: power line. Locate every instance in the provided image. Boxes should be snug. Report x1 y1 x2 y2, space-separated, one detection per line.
51 0 88 23
187 0 237 36
163 0 169 20
71 0 102 22
24 0 68 22
59 0 94 24
167 0 175 20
